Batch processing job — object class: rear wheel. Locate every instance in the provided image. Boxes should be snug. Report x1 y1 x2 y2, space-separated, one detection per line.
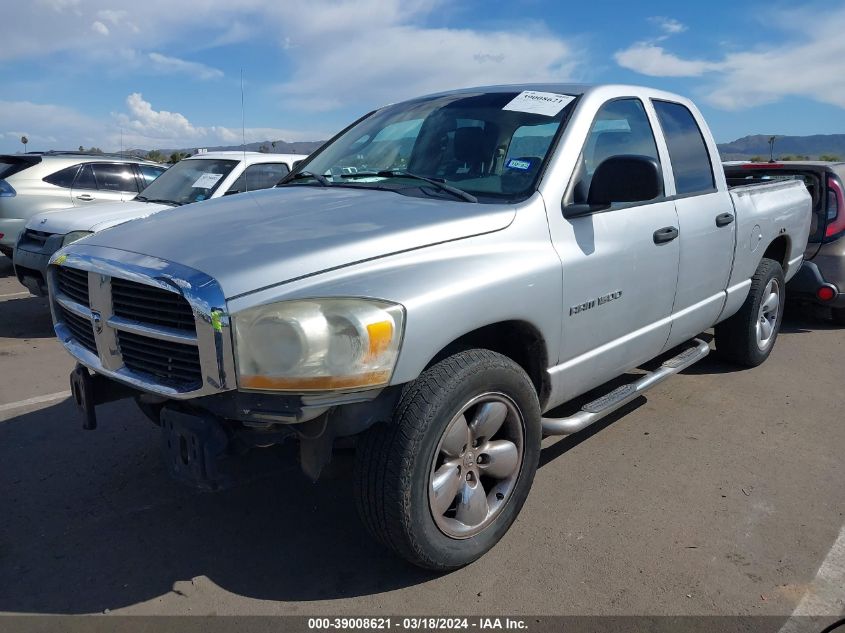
354 349 541 570
715 258 785 367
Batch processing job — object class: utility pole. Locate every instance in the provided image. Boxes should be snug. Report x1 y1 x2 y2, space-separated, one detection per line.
768 136 777 163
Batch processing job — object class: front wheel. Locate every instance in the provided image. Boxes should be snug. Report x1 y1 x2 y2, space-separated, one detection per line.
715 257 785 367
354 349 541 570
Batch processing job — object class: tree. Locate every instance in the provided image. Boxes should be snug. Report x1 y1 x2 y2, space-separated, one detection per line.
146 150 165 163
169 151 188 164
78 145 84 152
819 154 842 162
258 144 270 153
21 135 28 152
86 147 103 154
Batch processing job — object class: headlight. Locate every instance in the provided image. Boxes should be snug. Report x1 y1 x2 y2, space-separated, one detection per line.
62 231 93 246
233 298 405 392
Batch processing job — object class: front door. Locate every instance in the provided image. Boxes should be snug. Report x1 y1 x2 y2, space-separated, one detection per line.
551 98 680 403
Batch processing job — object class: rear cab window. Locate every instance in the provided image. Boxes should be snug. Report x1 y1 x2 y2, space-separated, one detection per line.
652 100 715 196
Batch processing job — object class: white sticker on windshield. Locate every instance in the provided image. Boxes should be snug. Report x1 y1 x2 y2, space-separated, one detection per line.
502 91 575 117
192 173 223 189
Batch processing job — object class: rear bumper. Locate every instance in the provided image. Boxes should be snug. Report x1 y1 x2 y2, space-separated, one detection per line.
787 260 845 308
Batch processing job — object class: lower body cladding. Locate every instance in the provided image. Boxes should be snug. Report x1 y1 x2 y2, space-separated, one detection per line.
68 362 401 490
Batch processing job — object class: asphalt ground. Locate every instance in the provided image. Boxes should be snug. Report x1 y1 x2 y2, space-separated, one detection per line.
1 253 843 621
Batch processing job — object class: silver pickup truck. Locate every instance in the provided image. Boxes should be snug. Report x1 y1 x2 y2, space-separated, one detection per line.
47 84 812 570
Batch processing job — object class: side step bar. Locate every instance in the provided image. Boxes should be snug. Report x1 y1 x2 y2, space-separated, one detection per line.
541 338 710 436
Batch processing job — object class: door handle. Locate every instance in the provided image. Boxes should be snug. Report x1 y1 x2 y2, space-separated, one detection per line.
76 194 94 201
715 212 735 227
653 226 679 244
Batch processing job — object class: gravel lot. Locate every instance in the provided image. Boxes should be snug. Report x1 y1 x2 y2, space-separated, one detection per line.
1 253 843 618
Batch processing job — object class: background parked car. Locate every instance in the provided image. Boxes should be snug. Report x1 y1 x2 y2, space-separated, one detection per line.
0 151 165 257
725 161 845 324
13 151 306 295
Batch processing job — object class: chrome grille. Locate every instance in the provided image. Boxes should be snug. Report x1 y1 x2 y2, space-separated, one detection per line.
56 266 90 307
59 306 97 354
50 249 233 400
117 331 202 387
111 277 196 331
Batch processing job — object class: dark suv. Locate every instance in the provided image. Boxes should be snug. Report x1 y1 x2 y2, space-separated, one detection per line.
725 161 845 324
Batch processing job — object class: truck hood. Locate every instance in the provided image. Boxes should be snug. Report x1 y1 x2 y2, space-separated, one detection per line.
29 200 169 234
80 186 516 298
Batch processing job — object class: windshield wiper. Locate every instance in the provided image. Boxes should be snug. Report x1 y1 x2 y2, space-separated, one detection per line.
341 170 477 203
135 196 181 206
280 171 331 187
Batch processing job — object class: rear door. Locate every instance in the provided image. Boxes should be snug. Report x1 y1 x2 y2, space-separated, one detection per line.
71 163 139 206
652 100 735 348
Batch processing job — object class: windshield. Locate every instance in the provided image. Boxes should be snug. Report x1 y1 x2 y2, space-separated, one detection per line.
137 158 238 205
287 91 576 203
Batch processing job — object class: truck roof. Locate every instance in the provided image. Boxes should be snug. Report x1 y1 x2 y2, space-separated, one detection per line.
187 150 308 165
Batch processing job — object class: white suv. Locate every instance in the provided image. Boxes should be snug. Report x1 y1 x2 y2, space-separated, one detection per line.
14 151 306 295
0 151 165 257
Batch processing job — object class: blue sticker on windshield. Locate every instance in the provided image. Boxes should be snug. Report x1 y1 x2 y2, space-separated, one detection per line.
507 159 532 171
195 194 206 201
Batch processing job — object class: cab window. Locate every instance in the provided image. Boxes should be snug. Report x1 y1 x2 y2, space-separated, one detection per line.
652 100 715 195
227 163 291 194
569 98 662 204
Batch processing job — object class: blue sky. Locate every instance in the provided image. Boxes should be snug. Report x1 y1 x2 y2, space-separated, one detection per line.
2 0 844 153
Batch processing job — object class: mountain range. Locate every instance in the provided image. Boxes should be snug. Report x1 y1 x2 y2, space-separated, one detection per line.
717 134 845 161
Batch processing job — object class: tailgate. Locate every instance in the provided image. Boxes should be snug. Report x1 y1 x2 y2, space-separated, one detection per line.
725 165 827 259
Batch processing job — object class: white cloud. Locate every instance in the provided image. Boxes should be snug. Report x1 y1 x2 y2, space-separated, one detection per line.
274 1 581 110
91 20 109 36
648 16 687 35
0 0 581 109
147 53 223 80
615 43 721 78
0 94 325 152
616 7 845 110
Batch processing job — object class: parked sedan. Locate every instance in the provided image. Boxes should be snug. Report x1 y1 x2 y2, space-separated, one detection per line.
0 151 164 257
725 161 845 324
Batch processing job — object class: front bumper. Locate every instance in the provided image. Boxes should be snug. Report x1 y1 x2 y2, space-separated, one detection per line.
787 260 845 308
14 244 61 296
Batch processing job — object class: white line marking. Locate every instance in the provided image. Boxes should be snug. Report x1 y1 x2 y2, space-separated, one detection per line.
0 291 29 299
778 523 845 632
0 390 71 414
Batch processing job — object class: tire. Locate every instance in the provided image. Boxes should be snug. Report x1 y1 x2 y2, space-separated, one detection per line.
715 257 785 367
832 308 845 326
354 349 541 570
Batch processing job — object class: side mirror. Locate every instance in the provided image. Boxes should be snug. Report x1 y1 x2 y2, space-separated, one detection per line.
587 155 663 207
